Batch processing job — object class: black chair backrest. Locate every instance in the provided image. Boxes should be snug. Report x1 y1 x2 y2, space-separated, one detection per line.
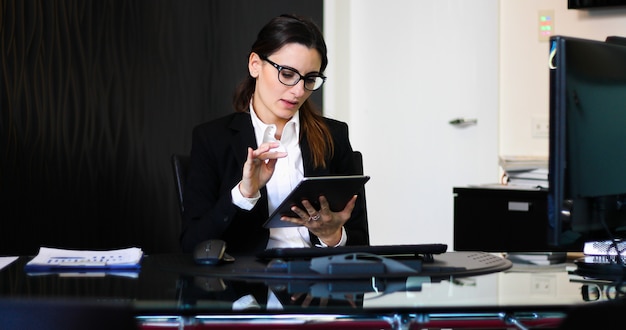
170 151 366 225
352 150 369 243
353 150 364 175
171 154 190 218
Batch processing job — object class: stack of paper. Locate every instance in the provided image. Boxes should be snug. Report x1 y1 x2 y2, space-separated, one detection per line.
507 252 566 266
0 257 18 271
499 156 549 189
24 247 143 272
505 168 549 188
499 155 548 171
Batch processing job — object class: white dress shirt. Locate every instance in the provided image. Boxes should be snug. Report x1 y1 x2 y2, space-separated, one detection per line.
230 104 346 248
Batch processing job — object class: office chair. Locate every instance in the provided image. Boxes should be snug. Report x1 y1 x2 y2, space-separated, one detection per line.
170 151 368 235
171 153 190 219
352 150 370 244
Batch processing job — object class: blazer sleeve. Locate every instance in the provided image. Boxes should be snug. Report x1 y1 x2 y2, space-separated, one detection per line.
179 116 269 254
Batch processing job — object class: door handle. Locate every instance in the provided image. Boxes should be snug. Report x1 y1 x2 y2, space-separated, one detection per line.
449 118 477 127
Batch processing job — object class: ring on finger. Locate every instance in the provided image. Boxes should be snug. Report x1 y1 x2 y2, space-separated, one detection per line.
309 213 321 221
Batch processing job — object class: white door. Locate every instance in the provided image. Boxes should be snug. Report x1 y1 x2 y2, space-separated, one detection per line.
324 0 500 248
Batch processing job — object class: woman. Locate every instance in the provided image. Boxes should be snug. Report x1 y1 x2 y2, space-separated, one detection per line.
180 14 369 255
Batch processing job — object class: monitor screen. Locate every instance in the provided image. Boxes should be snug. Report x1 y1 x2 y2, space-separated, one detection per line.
569 0 626 9
548 35 626 250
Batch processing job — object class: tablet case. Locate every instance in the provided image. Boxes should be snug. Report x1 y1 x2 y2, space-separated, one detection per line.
263 175 370 228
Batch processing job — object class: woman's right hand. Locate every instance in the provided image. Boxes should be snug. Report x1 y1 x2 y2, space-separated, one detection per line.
239 142 287 198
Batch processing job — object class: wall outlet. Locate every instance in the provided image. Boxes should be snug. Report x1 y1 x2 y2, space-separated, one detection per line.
532 116 549 138
530 275 556 296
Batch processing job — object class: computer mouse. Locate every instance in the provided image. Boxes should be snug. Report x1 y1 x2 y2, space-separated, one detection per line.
193 239 234 265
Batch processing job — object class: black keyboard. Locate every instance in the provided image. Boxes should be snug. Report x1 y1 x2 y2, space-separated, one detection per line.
256 243 448 262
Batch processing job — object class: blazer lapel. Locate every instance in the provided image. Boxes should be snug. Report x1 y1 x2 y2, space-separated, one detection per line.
228 113 257 168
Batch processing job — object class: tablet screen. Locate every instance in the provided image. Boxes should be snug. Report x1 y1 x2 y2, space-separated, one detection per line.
263 175 370 228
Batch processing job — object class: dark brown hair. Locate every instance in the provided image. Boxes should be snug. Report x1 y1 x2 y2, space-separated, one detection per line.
232 14 333 169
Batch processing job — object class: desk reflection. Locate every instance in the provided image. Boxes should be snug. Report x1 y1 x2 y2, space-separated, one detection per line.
178 275 366 310
178 267 597 311
2 254 623 313
362 270 586 308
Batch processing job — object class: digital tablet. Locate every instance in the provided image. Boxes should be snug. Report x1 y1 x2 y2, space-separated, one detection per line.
263 175 370 228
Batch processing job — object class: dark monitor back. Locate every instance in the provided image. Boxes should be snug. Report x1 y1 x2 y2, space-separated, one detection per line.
548 35 626 249
569 0 626 9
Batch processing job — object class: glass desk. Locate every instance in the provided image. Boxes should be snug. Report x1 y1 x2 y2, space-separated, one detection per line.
0 252 617 329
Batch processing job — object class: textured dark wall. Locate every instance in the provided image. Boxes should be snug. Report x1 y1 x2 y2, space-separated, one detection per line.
0 0 323 255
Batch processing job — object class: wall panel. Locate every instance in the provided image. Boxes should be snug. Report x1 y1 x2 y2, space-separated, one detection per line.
0 0 322 254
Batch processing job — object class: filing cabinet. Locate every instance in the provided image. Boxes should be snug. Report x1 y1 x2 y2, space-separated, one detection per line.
453 186 559 252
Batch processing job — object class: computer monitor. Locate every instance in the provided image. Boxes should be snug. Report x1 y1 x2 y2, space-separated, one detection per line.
547 35 626 252
568 0 626 9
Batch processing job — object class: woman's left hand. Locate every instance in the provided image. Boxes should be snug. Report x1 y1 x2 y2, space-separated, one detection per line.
281 195 358 246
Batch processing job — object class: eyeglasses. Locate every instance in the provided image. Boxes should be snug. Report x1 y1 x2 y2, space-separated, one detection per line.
260 56 326 91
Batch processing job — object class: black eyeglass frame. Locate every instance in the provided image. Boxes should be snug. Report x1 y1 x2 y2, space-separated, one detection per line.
260 55 327 91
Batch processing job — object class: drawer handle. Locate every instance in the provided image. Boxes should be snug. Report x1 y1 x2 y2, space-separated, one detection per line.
508 201 530 212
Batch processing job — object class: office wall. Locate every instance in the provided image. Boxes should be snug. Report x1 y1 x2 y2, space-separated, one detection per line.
500 1 626 156
324 0 626 247
0 0 322 255
4 0 625 255
325 0 500 247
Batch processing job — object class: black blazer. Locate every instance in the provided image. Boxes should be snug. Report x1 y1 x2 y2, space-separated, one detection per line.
180 112 369 254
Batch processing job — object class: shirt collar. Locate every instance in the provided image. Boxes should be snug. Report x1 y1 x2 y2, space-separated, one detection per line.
249 103 300 145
